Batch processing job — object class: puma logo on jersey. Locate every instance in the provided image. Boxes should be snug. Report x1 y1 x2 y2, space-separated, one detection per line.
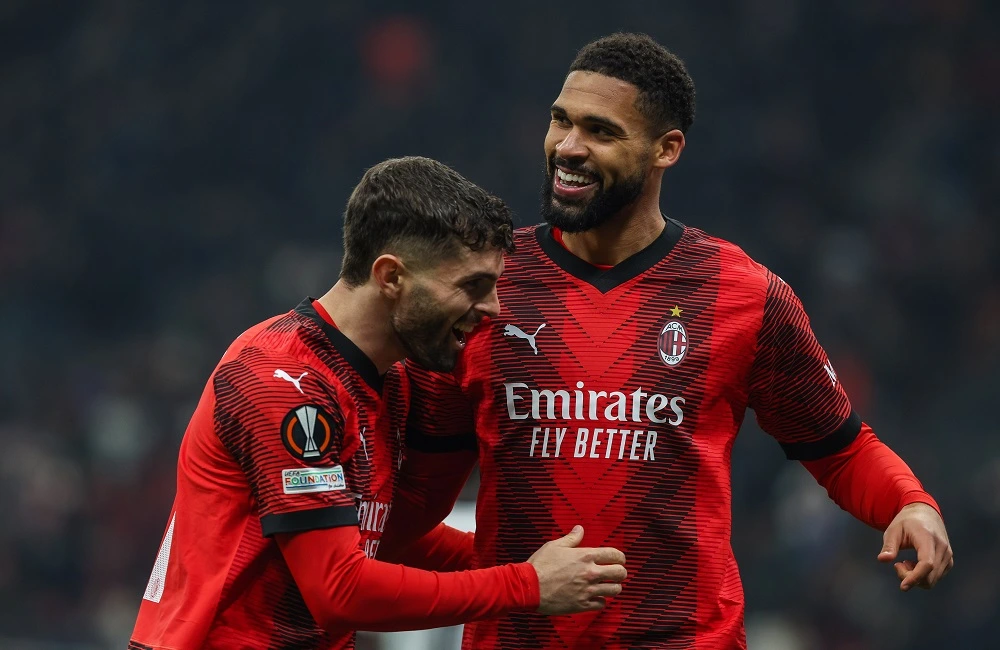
274 369 308 394
504 323 546 354
823 361 838 386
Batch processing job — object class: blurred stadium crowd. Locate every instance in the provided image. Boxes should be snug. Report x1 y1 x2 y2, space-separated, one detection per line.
0 2 997 648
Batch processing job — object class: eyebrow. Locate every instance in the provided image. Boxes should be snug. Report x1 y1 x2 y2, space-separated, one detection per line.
456 271 499 285
551 104 627 135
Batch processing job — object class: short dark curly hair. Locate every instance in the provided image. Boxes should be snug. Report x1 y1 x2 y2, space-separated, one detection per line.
570 32 696 135
340 157 514 287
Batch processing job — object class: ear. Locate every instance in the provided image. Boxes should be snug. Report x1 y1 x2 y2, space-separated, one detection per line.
651 129 685 170
371 254 406 299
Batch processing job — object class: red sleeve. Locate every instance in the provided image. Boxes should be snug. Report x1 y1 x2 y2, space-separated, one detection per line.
381 361 480 554
383 523 475 572
213 354 359 536
276 525 538 633
747 271 861 459
800 422 941 530
381 447 478 556
403 361 478 455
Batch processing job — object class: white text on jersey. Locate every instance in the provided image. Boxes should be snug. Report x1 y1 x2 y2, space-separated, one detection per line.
504 381 684 425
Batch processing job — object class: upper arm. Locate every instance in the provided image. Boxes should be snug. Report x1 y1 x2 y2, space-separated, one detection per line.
275 525 366 631
747 272 861 460
381 362 478 546
213 350 359 536
403 361 478 503
405 361 479 454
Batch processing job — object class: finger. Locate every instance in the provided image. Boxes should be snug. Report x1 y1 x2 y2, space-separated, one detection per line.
589 582 623 599
589 546 627 566
927 544 954 587
902 529 938 589
592 563 628 583
583 596 607 611
878 524 903 562
912 528 937 565
937 555 955 584
555 525 584 548
900 560 934 591
894 560 914 582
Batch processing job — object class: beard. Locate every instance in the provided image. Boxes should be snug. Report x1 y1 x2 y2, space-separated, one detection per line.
391 283 461 372
540 158 647 233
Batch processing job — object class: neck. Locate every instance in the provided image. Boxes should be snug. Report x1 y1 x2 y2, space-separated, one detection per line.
316 281 403 375
559 179 665 266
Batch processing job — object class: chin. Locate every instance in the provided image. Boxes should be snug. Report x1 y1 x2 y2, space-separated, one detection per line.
416 356 457 373
544 208 596 233
410 348 458 373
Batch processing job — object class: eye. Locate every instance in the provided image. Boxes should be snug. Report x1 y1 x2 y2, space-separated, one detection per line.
464 278 495 299
552 114 571 127
590 125 614 137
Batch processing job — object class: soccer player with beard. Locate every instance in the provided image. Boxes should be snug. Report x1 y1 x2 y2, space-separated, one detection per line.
129 157 628 650
383 35 954 649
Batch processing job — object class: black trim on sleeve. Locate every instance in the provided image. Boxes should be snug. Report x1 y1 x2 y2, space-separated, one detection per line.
406 426 478 453
536 216 685 293
261 505 359 537
779 411 863 461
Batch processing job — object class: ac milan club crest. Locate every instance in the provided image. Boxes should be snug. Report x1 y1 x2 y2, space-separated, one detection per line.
657 321 689 367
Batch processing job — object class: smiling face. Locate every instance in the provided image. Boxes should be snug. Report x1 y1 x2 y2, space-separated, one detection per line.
541 71 658 232
390 244 504 372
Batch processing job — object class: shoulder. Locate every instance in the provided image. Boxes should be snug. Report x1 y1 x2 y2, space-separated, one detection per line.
211 345 348 463
213 321 346 420
226 309 335 366
514 223 540 243
676 224 781 296
509 224 543 257
682 227 813 333
683 225 771 276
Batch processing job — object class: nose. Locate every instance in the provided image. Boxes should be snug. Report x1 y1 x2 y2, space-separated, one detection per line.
477 286 501 319
555 126 588 162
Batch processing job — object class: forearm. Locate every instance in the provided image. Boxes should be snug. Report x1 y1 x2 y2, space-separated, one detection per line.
278 528 537 633
321 556 536 632
382 522 476 571
381 449 476 552
801 423 940 530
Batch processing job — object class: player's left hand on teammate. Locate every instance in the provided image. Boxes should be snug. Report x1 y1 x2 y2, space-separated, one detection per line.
877 502 953 591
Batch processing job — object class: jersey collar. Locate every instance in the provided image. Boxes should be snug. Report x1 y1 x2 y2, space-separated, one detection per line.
294 298 384 393
535 217 685 293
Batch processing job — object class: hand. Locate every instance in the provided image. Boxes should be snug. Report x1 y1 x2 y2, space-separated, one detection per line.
878 502 954 591
527 525 627 615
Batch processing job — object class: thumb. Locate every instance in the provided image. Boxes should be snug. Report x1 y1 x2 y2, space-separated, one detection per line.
879 525 902 562
555 525 584 547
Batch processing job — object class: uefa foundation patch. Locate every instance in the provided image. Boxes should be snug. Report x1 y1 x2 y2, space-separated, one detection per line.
282 466 346 494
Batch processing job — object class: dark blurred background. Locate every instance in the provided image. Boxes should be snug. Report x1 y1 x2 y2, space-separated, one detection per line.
1 1 997 648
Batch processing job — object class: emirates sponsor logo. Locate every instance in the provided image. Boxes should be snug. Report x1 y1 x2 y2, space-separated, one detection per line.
503 381 686 462
504 381 684 426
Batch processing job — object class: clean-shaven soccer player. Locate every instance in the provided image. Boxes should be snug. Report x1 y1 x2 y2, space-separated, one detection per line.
129 157 627 650
382 35 954 649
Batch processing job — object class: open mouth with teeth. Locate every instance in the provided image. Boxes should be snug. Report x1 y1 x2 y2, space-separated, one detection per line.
451 321 475 348
554 167 599 198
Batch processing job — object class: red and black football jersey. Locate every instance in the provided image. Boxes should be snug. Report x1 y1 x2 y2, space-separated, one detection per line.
131 299 407 650
406 220 860 650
